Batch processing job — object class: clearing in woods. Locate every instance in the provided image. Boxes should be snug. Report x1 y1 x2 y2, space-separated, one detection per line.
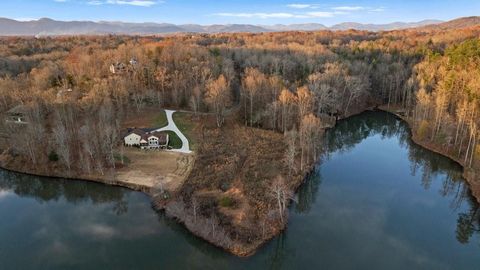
117 107 196 193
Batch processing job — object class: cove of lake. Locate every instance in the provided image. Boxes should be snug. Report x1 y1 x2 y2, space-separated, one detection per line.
0 111 478 269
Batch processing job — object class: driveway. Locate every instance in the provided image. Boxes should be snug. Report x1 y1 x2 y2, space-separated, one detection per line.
150 110 192 154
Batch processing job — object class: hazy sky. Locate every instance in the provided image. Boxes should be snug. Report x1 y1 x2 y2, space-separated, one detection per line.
2 0 480 25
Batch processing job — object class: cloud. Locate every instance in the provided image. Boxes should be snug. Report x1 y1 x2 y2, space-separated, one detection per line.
215 12 302 19
13 17 39 21
287 4 313 9
0 190 12 200
332 6 385 13
213 3 385 20
108 0 160 6
306 11 336 18
369 7 386 12
82 224 117 239
87 0 103 5
214 10 351 19
332 6 365 11
87 0 163 7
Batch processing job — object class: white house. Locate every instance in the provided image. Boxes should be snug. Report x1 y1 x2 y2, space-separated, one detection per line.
123 128 169 149
5 105 28 124
140 132 169 149
129 58 138 66
110 59 137 74
124 131 143 146
110 62 127 74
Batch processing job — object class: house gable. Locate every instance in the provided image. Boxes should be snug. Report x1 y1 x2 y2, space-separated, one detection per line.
125 133 141 140
147 135 159 140
124 133 142 146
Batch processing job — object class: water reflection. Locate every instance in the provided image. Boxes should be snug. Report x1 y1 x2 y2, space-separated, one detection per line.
0 169 179 270
0 170 128 215
0 111 478 269
456 199 480 244
298 111 480 246
294 172 321 214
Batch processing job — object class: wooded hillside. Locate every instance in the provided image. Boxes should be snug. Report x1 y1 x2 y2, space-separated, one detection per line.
1 23 480 254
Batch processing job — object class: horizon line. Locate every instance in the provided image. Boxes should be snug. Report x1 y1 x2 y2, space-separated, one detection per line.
1 16 460 28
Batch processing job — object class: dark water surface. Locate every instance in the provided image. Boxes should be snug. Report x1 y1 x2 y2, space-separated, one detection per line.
0 111 479 269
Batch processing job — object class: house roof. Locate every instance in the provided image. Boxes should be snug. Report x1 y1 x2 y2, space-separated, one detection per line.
111 62 126 67
7 104 28 115
142 131 168 144
123 128 146 138
131 128 147 135
123 128 168 144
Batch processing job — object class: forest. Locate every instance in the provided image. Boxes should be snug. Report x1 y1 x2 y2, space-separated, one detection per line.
0 22 479 254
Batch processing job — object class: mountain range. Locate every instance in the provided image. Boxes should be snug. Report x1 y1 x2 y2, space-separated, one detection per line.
0 17 478 36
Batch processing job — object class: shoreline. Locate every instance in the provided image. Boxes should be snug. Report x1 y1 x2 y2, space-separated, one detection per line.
379 108 480 204
0 107 478 257
156 106 375 257
161 160 318 257
0 163 153 194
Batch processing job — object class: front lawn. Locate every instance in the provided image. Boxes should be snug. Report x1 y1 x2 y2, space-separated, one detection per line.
172 112 196 150
152 110 168 128
167 131 182 149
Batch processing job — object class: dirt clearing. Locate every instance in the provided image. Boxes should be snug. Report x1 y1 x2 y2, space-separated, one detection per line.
116 147 194 193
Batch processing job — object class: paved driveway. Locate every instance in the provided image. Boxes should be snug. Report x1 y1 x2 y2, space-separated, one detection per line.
151 110 192 154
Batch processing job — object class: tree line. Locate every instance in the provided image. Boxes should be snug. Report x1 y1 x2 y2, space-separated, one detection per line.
0 26 479 179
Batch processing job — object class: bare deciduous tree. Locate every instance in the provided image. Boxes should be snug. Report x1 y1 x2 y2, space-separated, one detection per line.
269 175 293 224
205 75 231 127
300 114 323 171
285 128 297 176
53 120 71 172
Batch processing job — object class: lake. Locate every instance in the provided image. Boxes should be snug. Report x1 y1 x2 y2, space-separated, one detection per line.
0 111 478 269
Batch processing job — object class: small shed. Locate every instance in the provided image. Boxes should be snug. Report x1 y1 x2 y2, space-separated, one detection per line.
5 105 28 124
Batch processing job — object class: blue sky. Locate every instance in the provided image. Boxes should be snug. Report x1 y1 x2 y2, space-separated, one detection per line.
1 0 480 25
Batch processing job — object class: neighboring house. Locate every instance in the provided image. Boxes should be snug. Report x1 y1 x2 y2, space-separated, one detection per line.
56 88 75 103
5 105 28 124
109 62 127 74
129 58 138 66
123 128 169 149
110 58 137 74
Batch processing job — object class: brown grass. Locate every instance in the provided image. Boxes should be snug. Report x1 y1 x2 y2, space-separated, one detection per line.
116 147 194 192
121 107 167 129
166 114 309 255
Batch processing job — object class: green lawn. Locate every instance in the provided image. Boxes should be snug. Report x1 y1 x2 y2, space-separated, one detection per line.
149 110 194 150
152 110 168 128
166 131 182 149
172 112 196 150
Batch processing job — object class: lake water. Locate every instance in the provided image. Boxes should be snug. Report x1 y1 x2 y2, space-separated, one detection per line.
0 111 478 269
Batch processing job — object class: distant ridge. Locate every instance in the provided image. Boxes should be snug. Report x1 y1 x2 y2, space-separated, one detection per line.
0 17 477 36
263 23 328 31
420 16 480 30
330 20 442 31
